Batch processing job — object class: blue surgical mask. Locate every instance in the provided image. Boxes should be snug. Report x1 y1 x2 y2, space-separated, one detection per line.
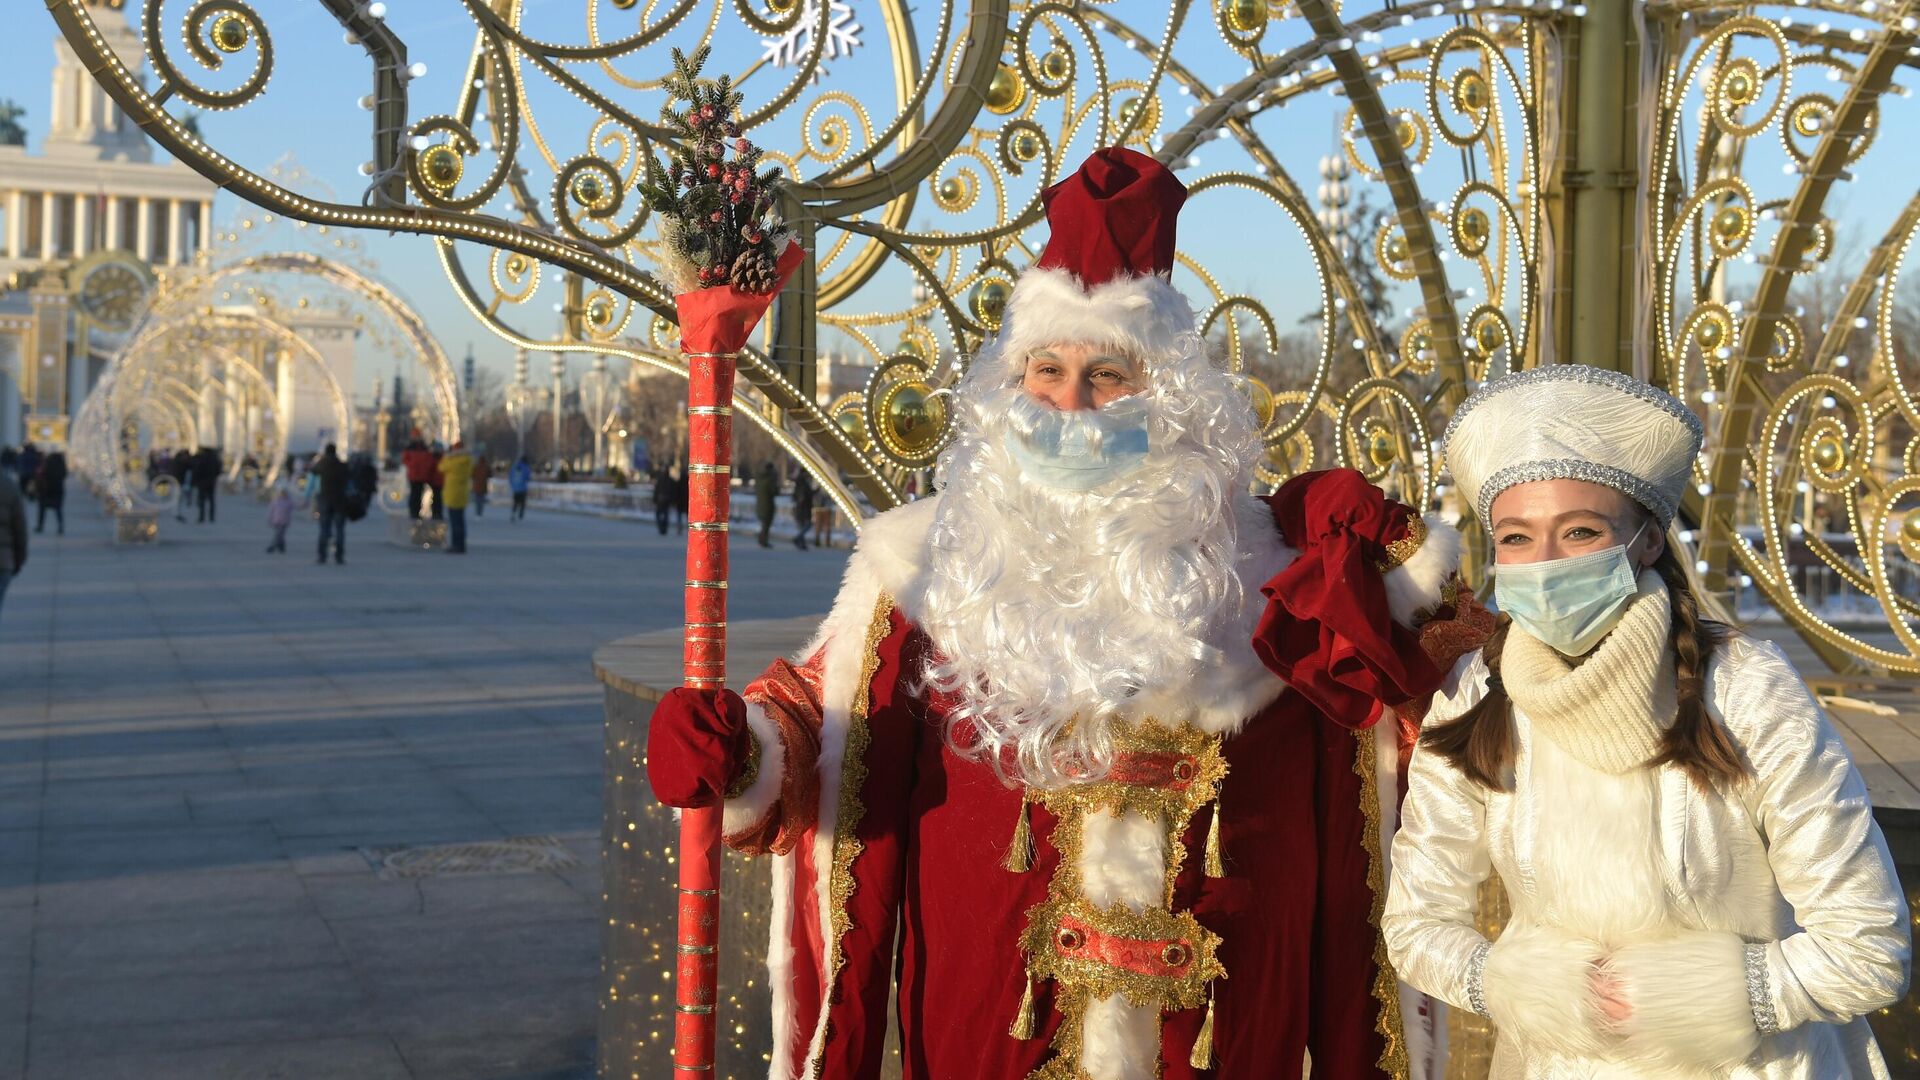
1003 396 1151 492
1494 520 1648 656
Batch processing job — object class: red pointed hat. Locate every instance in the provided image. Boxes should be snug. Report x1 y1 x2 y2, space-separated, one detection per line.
1034 147 1187 285
999 148 1196 363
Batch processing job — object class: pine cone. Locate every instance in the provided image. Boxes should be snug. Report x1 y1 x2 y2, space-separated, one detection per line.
731 248 778 294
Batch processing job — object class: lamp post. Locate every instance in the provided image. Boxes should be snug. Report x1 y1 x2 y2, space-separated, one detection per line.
550 352 567 470
578 354 615 475
504 348 541 462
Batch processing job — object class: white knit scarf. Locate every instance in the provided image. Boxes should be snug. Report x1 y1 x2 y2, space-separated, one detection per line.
1502 571 1678 774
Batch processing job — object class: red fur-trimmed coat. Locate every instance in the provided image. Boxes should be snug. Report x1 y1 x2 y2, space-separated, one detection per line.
718 475 1488 1080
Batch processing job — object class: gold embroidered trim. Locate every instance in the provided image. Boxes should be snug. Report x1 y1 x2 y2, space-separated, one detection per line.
1018 720 1229 1079
808 591 895 1080
1354 726 1410 1079
1375 513 1428 573
723 725 762 800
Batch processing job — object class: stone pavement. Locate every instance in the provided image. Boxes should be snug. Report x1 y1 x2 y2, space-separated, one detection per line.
0 492 850 1080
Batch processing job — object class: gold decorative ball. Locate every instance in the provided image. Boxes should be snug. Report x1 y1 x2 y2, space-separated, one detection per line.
1458 207 1490 247
767 0 798 13
986 65 1027 116
1226 0 1267 33
1713 205 1747 241
1395 115 1419 150
421 145 463 191
572 172 605 207
210 13 249 53
938 178 963 202
1474 318 1504 353
969 279 1010 329
1901 510 1920 545
1386 235 1409 263
1812 434 1847 473
885 383 942 454
1243 377 1276 430
1039 49 1072 83
1696 318 1725 349
836 408 866 445
1367 429 1396 468
1009 130 1042 162
1454 70 1488 113
1794 104 1826 137
1723 69 1756 106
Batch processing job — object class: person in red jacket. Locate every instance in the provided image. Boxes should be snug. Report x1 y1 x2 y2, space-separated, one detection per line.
400 432 434 519
646 150 1488 1080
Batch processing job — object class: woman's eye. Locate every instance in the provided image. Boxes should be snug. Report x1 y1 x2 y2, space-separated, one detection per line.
1565 527 1600 541
1497 533 1528 545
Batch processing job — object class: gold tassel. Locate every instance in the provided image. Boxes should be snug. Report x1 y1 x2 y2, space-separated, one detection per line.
1189 985 1217 1069
1003 796 1034 873
1009 973 1038 1040
1203 798 1225 878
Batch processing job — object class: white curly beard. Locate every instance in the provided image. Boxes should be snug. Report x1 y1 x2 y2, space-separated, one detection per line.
918 331 1263 790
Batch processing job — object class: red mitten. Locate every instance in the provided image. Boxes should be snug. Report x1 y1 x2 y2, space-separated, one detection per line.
646 687 752 809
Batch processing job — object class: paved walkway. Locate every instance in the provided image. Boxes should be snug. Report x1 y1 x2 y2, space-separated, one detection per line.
0 491 849 1080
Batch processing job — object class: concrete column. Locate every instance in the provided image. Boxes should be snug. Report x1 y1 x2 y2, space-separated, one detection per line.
135 197 152 262
165 197 181 265
39 192 56 260
198 354 218 449
105 194 122 250
5 191 21 258
198 201 212 256
75 194 94 258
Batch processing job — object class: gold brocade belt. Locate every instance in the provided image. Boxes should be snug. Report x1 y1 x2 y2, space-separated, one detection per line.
1003 721 1230 1076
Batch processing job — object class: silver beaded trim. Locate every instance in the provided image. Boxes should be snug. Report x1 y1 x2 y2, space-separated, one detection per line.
1744 943 1780 1036
1477 459 1679 529
1467 940 1492 1017
1441 363 1704 453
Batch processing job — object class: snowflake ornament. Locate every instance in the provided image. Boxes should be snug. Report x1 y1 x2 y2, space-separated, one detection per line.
759 1 862 82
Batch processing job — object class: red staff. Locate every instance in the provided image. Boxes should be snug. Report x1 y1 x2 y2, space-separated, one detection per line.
666 240 803 1072
637 45 805 1072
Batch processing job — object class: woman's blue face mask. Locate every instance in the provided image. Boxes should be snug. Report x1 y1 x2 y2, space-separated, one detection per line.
1494 518 1649 655
1002 394 1151 493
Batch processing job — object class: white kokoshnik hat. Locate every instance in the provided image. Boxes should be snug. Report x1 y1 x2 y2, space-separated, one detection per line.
1442 365 1706 529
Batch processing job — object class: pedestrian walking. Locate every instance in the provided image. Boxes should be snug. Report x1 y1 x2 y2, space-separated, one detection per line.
437 441 474 554
191 446 221 523
791 468 815 550
651 463 675 536
753 460 778 548
671 463 688 533
15 442 40 502
508 455 532 521
471 455 492 517
311 443 349 564
169 447 192 521
265 484 295 553
401 432 433 519
34 451 67 535
0 459 24 621
427 442 446 521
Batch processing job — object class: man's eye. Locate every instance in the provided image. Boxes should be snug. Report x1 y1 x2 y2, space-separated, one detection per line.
1091 370 1123 383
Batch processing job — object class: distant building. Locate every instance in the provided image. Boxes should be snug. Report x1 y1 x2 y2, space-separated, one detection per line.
0 0 216 448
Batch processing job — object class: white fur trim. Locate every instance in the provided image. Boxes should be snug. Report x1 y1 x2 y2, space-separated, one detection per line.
1612 930 1759 1070
1079 993 1161 1080
722 702 785 839
768 538 890 1079
998 267 1195 368
766 851 798 1080
1480 924 1611 1059
1384 513 1462 627
1078 808 1166 913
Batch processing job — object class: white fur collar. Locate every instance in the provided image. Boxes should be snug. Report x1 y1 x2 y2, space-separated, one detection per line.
848 492 1293 735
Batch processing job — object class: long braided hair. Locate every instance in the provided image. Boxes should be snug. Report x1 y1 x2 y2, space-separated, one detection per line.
1421 539 1744 792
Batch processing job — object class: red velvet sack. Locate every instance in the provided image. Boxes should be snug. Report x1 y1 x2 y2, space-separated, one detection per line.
646 687 750 809
1252 468 1445 727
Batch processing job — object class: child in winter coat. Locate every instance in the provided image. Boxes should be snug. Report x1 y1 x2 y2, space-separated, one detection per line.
266 486 295 553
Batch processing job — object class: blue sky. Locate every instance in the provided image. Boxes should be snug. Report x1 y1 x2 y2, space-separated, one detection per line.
7 2 1917 400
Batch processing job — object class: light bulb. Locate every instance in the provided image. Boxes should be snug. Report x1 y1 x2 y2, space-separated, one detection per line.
407 61 429 79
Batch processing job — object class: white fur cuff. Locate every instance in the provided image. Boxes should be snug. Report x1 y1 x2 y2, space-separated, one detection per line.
1384 513 1463 627
1612 930 1760 1070
722 702 786 839
1481 925 1611 1059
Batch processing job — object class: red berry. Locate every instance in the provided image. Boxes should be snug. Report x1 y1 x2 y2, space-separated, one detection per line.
734 138 750 152
709 210 724 222
706 163 722 178
749 231 764 244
